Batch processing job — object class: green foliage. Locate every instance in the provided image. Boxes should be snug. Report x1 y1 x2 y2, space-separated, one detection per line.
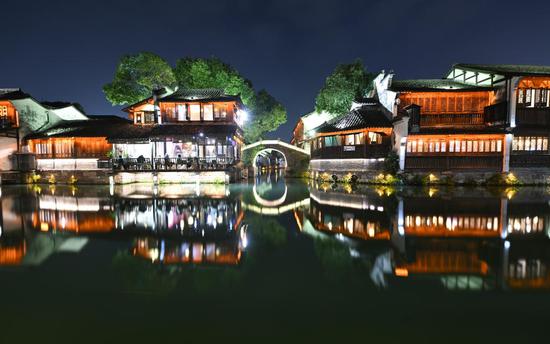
103 52 176 106
174 57 255 106
485 173 520 186
373 173 399 185
315 59 374 115
244 90 287 142
174 57 286 142
383 151 400 174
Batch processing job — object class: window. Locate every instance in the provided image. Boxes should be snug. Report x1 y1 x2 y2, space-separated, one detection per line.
324 136 340 147
177 104 187 121
144 112 155 123
203 104 214 121
368 132 381 144
0 105 7 119
189 104 201 121
344 134 355 145
518 89 525 105
214 104 227 119
134 112 143 124
513 136 549 152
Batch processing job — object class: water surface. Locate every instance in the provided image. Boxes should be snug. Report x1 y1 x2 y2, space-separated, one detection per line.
1 175 549 343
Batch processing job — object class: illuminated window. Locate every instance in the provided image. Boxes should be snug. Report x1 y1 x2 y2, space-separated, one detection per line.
497 140 502 152
203 104 214 121
135 112 142 124
344 134 355 145
518 89 525 104
411 140 417 153
189 104 201 121
354 132 364 145
214 104 227 119
418 140 423 153
177 104 187 121
441 141 446 152
0 105 7 118
368 132 381 144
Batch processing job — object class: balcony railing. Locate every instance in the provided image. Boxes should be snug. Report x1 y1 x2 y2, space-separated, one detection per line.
405 154 502 171
110 157 236 171
515 107 550 127
311 143 390 160
419 113 484 127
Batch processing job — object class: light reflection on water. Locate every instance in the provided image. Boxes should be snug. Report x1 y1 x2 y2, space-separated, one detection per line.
1 176 549 294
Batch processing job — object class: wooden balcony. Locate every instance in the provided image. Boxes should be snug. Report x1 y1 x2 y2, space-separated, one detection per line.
420 113 484 127
516 107 550 127
405 153 502 171
412 102 508 129
311 143 390 160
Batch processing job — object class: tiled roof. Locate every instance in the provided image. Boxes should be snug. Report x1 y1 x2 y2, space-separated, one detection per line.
0 88 31 101
161 88 241 103
315 102 393 133
25 117 131 139
390 79 495 92
453 63 550 76
123 88 243 112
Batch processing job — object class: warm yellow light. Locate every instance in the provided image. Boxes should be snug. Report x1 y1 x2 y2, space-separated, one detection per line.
395 268 409 277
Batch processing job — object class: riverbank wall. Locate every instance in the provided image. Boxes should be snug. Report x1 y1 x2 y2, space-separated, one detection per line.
0 169 241 185
309 168 550 186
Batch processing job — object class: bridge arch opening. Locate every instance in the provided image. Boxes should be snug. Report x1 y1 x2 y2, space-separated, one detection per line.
253 148 287 174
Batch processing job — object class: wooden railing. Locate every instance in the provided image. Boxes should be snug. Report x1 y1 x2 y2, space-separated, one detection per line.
311 143 390 160
516 107 550 127
405 154 502 171
420 113 484 127
414 102 508 128
111 157 235 171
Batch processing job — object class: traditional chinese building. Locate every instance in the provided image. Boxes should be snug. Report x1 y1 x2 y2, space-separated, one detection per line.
114 88 245 170
25 115 129 170
308 99 394 175
0 88 88 170
378 64 550 172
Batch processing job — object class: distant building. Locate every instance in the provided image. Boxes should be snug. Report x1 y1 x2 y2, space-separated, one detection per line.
300 64 550 177
0 88 87 170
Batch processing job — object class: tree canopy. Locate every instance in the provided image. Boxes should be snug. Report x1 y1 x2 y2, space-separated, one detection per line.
244 90 287 142
173 57 255 107
104 53 286 142
103 52 176 106
314 59 374 115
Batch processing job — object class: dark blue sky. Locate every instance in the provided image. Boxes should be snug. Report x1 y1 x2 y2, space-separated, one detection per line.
2 0 550 139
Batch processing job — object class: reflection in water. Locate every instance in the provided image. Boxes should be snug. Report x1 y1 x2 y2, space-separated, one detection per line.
1 180 550 293
300 184 550 291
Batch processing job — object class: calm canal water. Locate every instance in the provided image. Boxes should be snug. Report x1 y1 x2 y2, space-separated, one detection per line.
0 174 549 343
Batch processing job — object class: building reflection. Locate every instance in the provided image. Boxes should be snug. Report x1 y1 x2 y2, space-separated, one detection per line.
307 186 392 241
0 184 245 266
302 184 550 291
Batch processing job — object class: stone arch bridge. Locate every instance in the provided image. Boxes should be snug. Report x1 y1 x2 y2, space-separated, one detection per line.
242 140 310 176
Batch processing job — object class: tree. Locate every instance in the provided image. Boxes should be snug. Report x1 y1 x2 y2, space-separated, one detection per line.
103 52 176 105
174 57 286 142
244 90 287 142
315 59 374 115
173 57 255 106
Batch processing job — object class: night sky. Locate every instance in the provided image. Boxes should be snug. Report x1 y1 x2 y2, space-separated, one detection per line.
2 0 550 140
